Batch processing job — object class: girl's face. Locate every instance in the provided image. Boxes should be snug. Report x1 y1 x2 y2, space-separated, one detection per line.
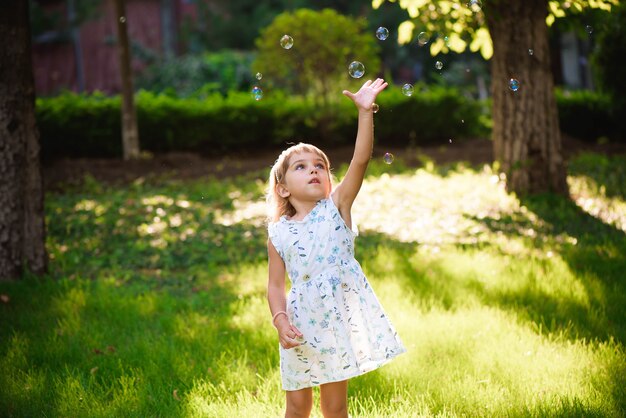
280 151 331 202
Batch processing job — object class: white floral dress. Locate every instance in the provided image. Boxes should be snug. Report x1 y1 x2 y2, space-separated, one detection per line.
268 196 406 391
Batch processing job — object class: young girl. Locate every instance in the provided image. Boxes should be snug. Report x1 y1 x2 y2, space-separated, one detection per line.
266 78 406 418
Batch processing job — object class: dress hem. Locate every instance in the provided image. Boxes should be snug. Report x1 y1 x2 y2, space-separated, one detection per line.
282 348 407 391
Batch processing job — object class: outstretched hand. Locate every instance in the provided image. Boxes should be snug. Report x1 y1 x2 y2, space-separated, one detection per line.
342 78 388 112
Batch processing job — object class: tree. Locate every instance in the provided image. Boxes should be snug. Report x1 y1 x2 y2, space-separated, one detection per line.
114 0 140 160
593 2 626 137
253 8 381 106
0 1 47 280
375 0 617 195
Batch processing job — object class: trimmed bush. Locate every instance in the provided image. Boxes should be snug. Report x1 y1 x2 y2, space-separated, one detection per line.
36 86 486 159
555 89 618 142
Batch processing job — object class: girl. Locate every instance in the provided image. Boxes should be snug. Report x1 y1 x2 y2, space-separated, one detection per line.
266 78 406 418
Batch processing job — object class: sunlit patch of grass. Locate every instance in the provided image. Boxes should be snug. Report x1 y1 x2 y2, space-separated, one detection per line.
1 152 625 416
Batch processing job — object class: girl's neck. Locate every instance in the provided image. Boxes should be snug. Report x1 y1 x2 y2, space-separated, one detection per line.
287 198 323 221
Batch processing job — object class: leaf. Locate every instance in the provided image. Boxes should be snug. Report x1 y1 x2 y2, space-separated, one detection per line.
0 294 9 304
173 389 180 401
397 21 415 45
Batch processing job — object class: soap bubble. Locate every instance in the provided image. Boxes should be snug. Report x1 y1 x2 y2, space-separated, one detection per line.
256 72 262 80
376 27 389 41
383 153 394 164
468 0 482 12
280 35 293 49
119 16 126 23
417 32 430 46
528 49 534 56
348 61 365 78
372 103 379 113
402 83 414 97
509 78 520 92
585 25 593 34
435 61 443 70
251 86 263 101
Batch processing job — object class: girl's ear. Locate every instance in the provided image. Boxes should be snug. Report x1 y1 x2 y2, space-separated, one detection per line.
276 183 290 198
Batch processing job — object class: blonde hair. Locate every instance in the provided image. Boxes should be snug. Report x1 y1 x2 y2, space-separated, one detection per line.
267 143 332 223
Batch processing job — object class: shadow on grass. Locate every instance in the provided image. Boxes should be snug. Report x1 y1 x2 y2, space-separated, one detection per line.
568 152 626 200
484 193 626 344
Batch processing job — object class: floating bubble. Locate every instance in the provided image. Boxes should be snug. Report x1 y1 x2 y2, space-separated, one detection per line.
119 16 126 23
280 35 294 49
435 61 443 70
256 72 262 80
383 152 394 164
348 61 365 78
372 103 379 113
528 48 534 56
509 78 520 92
417 32 430 46
449 139 453 144
468 0 482 12
251 86 263 101
376 27 389 41
401 83 414 97
444 35 450 46
585 25 593 34
461 119 465 123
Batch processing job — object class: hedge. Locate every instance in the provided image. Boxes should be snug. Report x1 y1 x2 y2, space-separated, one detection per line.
555 89 620 142
36 86 486 159
36 86 618 159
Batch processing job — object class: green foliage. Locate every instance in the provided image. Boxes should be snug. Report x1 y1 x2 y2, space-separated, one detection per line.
136 51 257 97
375 84 487 144
253 8 381 104
30 0 103 39
35 92 122 158
181 0 297 51
1 153 625 416
555 89 618 142
36 86 486 158
592 2 626 136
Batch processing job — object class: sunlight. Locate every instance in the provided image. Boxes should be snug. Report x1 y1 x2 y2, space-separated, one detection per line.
568 175 626 232
352 166 519 244
212 195 266 228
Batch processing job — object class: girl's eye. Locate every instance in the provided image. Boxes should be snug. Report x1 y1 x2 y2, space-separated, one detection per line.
316 163 325 169
295 164 304 170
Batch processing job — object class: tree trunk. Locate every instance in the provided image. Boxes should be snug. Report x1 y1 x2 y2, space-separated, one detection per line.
114 0 140 160
0 1 48 280
486 0 568 195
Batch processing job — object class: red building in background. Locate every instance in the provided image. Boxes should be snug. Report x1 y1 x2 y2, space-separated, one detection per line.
32 0 197 96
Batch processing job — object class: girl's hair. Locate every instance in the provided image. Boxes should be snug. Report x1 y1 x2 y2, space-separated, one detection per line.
267 143 332 223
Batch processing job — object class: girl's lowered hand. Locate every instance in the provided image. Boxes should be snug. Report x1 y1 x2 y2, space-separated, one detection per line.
275 316 303 349
342 78 388 112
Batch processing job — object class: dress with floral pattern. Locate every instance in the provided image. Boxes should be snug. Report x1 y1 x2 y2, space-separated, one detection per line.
268 196 406 391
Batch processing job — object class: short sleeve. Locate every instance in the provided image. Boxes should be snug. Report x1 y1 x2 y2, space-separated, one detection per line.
267 222 283 258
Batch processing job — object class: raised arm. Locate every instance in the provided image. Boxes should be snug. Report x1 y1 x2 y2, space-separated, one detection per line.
333 78 388 217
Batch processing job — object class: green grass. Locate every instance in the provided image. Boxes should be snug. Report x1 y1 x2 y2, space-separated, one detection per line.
1 151 625 417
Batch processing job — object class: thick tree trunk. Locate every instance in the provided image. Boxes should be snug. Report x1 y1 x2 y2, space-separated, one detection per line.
114 0 140 160
486 0 568 195
0 1 48 280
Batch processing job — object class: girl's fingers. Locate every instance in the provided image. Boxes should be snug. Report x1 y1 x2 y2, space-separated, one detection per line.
291 324 303 337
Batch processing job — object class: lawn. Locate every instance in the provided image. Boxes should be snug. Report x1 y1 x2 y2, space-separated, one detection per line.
1 150 625 417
